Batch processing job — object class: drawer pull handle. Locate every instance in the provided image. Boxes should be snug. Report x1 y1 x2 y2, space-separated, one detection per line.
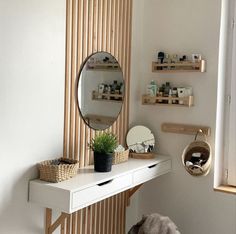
97 179 113 186
148 164 157 169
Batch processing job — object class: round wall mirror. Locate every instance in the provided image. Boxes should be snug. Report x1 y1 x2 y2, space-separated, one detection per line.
126 125 155 154
76 52 125 130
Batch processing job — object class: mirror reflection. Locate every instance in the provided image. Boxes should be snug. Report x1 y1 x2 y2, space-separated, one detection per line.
77 52 124 130
126 126 155 153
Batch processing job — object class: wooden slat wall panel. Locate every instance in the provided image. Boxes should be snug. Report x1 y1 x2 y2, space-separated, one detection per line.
63 0 132 233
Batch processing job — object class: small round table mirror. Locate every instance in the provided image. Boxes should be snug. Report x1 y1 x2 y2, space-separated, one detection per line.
76 52 124 130
126 125 155 158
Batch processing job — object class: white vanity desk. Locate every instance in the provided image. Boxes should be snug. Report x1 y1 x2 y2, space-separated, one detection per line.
29 155 171 214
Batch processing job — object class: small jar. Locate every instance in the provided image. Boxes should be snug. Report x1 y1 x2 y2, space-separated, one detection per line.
172 87 178 104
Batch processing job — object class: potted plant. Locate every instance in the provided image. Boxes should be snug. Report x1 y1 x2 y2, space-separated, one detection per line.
89 132 118 172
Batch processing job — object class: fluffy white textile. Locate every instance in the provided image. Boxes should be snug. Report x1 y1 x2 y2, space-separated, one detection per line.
128 213 181 234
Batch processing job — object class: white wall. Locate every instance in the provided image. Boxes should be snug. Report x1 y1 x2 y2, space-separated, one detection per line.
128 0 236 234
0 1 66 233
1 1 235 233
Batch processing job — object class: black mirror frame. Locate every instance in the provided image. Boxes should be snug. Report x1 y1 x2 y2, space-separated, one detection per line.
75 51 125 131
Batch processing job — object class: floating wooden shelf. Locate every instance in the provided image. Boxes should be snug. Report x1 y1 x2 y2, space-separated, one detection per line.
92 91 123 102
152 60 206 73
87 63 120 71
142 95 194 107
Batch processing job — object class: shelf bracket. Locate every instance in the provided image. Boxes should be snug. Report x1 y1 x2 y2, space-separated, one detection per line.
45 208 69 234
127 184 143 206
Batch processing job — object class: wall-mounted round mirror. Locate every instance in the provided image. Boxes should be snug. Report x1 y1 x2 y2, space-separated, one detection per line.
76 52 124 130
126 125 155 154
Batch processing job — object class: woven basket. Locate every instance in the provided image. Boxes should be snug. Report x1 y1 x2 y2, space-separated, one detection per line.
182 130 211 176
182 141 211 176
38 158 79 183
112 149 129 165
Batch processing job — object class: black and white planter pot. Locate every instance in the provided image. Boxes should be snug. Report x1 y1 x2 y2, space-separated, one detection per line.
94 152 113 172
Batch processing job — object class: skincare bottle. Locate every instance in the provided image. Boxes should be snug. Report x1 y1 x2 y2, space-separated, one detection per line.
150 80 157 97
164 82 171 97
113 80 118 90
120 83 124 100
172 87 178 104
158 86 164 103
177 87 186 104
156 86 160 97
107 85 111 100
98 84 105 99
115 83 121 100
168 89 172 104
163 54 169 70
157 52 165 64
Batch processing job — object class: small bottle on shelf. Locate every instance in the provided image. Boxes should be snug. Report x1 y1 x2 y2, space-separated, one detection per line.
163 82 170 104
168 89 172 104
158 85 165 103
164 82 171 96
115 83 120 100
163 54 169 70
107 85 111 100
172 87 178 104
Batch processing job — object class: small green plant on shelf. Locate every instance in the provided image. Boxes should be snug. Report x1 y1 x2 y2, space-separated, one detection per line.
89 132 118 154
89 132 118 172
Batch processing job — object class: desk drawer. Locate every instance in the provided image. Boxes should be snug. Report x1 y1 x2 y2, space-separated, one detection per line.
72 174 132 210
133 160 171 185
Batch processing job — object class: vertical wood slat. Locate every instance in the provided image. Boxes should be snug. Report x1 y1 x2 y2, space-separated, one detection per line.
72 213 77 234
81 208 87 234
96 201 101 234
113 195 118 234
61 218 66 234
108 196 113 234
92 205 95 234
76 210 82 234
113 0 121 137
105 199 109 234
92 0 98 52
75 0 83 162
121 0 127 144
106 0 111 52
69 0 78 159
88 0 94 166
63 0 73 158
66 215 71 234
121 193 125 233
125 0 133 139
97 0 102 51
45 208 52 234
63 0 133 233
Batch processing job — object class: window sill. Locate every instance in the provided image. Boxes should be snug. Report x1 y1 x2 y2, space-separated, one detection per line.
214 185 236 195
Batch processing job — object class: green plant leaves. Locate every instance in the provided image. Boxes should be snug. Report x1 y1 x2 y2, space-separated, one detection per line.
89 132 118 154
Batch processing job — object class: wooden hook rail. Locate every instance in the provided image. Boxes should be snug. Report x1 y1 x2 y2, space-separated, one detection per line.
161 123 211 136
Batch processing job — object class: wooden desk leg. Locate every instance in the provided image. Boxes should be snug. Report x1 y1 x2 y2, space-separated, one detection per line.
44 208 69 234
126 184 143 206
45 208 52 234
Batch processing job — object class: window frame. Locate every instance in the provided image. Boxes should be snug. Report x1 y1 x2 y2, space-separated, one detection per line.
214 0 236 192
